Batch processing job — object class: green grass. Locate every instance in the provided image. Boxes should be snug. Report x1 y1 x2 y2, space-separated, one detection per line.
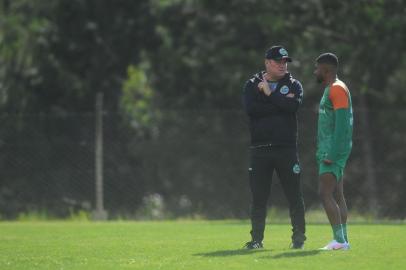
0 221 405 270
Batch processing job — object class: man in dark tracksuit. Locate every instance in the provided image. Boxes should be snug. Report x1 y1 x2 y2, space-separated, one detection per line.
242 45 306 249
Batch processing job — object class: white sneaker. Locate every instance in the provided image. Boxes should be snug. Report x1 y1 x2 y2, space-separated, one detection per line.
319 240 349 250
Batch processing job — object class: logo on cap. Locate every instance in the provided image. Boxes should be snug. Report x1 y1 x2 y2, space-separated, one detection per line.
279 48 288 56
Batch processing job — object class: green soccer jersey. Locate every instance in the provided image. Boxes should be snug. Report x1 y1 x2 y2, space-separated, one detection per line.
317 79 353 167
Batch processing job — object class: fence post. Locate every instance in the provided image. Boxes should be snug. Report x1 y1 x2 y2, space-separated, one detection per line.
92 92 108 220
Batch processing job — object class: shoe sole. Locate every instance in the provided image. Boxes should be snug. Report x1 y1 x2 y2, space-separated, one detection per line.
319 247 349 251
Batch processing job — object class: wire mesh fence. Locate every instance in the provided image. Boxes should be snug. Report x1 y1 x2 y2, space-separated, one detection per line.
0 106 405 220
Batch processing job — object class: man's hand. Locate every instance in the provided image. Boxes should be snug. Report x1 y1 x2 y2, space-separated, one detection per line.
257 74 272 96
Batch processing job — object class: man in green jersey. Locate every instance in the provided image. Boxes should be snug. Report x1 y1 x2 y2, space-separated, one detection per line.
314 53 353 250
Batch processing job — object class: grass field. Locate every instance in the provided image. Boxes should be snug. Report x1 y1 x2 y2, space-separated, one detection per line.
0 220 405 270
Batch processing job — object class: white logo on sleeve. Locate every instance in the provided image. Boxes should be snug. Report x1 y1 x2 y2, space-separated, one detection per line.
293 164 301 174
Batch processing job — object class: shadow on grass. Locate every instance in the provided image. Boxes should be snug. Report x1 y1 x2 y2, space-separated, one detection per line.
194 248 270 257
260 249 322 259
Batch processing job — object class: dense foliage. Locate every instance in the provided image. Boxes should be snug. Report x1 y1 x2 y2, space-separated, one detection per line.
1 0 405 219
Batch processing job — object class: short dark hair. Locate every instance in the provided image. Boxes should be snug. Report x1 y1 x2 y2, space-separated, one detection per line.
316 53 339 68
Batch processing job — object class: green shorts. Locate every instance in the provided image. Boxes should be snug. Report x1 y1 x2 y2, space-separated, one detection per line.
318 162 345 182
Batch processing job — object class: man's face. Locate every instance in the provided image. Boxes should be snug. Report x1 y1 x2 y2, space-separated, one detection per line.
265 59 288 79
314 63 326 84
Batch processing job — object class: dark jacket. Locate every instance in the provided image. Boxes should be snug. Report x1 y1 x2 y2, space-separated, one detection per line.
243 71 303 146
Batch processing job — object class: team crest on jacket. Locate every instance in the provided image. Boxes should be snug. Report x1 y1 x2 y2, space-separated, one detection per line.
280 85 289 95
293 164 301 174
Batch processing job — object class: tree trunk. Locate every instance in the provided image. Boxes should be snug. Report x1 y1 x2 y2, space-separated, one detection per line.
358 93 378 216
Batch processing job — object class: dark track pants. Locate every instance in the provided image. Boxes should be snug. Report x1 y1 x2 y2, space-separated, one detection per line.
248 145 306 243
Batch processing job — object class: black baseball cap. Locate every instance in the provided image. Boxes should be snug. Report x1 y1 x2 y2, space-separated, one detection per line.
265 46 292 62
